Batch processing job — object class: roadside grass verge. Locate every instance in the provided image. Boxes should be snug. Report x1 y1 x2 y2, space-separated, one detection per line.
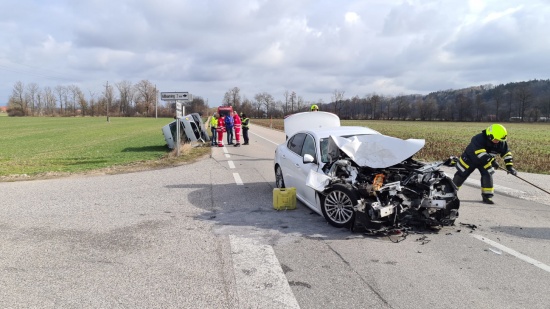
253 118 550 175
0 117 211 181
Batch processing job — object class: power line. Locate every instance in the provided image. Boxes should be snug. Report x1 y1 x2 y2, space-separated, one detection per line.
0 63 71 81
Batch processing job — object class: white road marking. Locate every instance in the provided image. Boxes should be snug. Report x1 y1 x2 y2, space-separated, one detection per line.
229 235 300 309
223 146 229 154
233 173 243 185
228 161 235 169
472 234 550 273
250 131 279 145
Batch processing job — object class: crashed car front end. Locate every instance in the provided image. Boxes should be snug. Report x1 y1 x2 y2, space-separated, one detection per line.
308 134 460 234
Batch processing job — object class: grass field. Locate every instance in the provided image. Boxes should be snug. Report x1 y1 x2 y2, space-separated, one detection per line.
0 117 210 180
1 116 548 180
253 118 550 175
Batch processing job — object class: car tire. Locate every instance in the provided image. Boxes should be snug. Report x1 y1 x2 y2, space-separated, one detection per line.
275 165 285 188
321 184 357 228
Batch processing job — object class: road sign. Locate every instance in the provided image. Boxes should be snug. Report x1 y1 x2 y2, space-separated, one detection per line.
161 92 191 101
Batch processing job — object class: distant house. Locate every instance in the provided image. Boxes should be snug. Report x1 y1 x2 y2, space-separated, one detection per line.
0 106 7 113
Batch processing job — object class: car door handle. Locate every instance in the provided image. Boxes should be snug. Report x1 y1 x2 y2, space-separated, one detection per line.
295 163 300 168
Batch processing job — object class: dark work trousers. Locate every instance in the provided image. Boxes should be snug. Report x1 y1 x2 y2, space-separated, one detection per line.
210 127 217 145
243 128 249 144
452 154 495 197
226 127 234 144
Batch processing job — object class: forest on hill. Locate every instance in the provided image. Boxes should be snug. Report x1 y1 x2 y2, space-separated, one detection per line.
6 79 550 122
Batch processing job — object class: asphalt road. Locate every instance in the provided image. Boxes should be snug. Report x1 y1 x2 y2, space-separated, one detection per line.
1 124 549 309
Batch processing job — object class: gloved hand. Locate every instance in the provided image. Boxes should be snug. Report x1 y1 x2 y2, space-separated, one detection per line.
507 167 518 176
491 159 500 169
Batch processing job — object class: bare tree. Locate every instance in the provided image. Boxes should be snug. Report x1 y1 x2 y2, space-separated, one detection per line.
283 90 290 115
515 84 532 121
223 87 241 109
9 81 27 116
297 95 305 112
385 96 392 120
43 87 57 116
493 88 504 121
332 89 345 115
54 85 67 115
116 80 134 116
134 80 156 117
76 87 88 115
68 85 83 116
88 91 96 116
369 94 382 119
240 97 254 117
254 92 275 117
419 97 437 120
289 91 297 113
474 94 484 121
27 83 40 116
349 95 361 119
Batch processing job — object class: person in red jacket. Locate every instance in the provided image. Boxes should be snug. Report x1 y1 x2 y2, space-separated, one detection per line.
216 114 225 147
233 111 242 147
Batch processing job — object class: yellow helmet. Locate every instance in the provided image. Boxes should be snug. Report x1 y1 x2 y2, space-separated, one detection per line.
311 104 319 111
486 124 507 141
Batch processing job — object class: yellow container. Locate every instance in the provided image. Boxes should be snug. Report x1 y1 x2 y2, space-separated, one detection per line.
273 187 297 210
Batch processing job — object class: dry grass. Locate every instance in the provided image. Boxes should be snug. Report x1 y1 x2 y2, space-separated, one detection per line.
253 118 550 175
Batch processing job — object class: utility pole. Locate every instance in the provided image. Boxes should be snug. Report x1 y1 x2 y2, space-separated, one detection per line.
105 81 110 122
155 84 158 119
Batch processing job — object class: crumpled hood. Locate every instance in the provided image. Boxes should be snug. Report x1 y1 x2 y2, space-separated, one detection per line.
327 134 425 168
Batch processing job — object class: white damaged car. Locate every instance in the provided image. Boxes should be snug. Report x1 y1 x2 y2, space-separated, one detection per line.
274 112 459 233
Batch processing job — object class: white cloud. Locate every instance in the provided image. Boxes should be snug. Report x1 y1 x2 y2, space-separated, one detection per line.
344 12 360 24
0 0 549 105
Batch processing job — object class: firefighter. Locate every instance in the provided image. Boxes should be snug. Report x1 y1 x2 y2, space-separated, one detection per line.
311 104 319 111
233 111 242 147
209 113 218 146
452 124 517 204
216 113 225 147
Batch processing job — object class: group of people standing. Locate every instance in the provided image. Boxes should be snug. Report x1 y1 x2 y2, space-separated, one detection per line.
209 111 249 148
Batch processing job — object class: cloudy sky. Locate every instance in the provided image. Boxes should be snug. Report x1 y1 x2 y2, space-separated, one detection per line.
1 0 549 106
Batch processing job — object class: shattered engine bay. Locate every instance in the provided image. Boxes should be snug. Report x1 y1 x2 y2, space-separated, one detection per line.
324 158 459 233
308 135 460 234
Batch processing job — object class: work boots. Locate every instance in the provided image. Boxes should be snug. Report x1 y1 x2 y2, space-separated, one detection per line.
482 195 495 204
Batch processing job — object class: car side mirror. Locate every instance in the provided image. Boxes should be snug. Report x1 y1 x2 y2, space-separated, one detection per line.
303 154 315 164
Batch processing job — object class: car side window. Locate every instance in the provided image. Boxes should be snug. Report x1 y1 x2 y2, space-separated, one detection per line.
301 134 316 159
288 133 306 155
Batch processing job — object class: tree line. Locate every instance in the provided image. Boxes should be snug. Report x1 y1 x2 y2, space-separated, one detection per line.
7 79 550 122
6 80 175 118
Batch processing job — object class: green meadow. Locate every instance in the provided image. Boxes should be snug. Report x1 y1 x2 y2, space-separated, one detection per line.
253 118 550 175
1 116 548 179
0 117 210 179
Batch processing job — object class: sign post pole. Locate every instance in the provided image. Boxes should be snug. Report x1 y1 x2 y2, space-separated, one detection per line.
176 117 180 156
160 92 192 157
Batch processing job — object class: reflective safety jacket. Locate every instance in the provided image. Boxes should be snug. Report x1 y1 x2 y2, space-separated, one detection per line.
462 129 513 170
210 116 217 129
242 117 250 128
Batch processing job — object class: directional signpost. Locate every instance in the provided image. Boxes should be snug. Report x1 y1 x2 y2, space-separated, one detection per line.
160 91 192 156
